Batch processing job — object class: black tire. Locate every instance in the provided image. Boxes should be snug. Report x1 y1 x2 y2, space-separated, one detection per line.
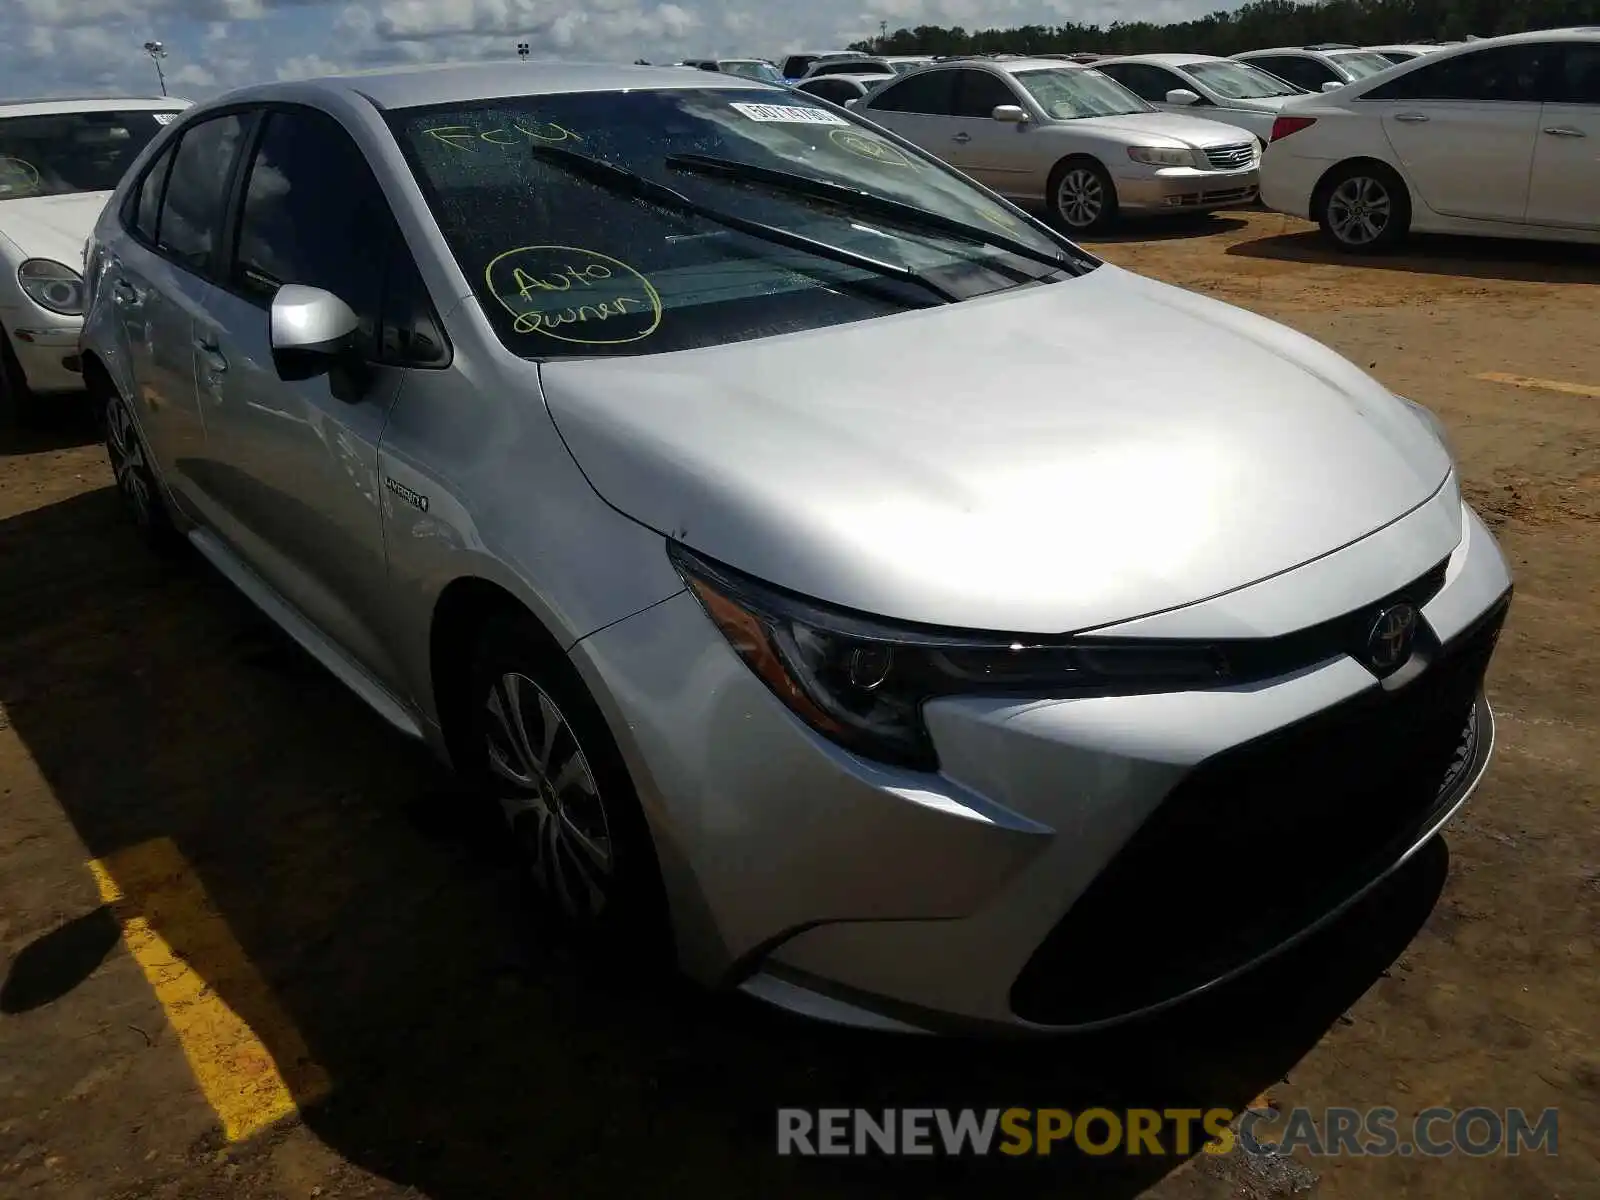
1047 157 1118 235
103 384 184 555
1315 161 1411 254
462 612 672 969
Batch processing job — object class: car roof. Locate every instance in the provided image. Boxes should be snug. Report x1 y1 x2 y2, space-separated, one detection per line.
0 95 190 118
955 57 1089 75
206 61 778 112
1234 47 1329 57
798 73 889 84
1095 53 1230 67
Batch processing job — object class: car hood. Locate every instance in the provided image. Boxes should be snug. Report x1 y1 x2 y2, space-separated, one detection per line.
0 191 110 268
1065 110 1257 147
540 264 1451 634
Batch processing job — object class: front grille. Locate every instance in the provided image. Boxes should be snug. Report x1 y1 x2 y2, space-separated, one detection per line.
1009 594 1509 1027
1205 142 1256 170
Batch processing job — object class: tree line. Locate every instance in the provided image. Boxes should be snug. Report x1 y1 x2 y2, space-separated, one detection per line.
849 0 1599 57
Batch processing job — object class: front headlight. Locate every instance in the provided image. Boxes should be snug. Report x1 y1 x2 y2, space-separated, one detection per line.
18 259 85 316
1127 145 1197 168
670 543 1232 770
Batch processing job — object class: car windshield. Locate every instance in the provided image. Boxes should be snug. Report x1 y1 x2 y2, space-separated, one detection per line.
1328 50 1396 78
1011 67 1154 118
1184 60 1305 97
389 87 1084 360
722 60 783 84
0 109 181 200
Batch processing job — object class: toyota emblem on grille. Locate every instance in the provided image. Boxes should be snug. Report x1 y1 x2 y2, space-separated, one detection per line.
1366 603 1419 671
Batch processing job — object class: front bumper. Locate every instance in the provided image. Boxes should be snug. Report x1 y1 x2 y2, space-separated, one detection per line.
2 312 84 393
570 489 1512 1032
1116 163 1261 214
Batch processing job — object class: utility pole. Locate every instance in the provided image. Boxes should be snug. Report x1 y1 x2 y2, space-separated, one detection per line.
878 20 888 50
142 40 168 96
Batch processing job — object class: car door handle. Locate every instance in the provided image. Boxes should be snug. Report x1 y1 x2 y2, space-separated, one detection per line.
1542 125 1586 137
112 279 144 306
952 131 972 143
193 337 228 374
1393 112 1429 123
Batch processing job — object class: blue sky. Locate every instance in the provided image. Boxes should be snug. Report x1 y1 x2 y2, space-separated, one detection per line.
5 0 1228 101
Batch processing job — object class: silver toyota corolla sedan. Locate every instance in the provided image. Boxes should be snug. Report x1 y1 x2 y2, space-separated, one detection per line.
79 62 1512 1035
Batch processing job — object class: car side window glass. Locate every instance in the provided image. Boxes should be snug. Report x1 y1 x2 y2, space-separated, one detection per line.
131 141 177 243
158 114 247 271
951 70 1021 117
1366 45 1553 102
812 80 853 104
1134 64 1188 101
867 70 957 115
232 108 391 350
1258 57 1326 90
1555 43 1600 105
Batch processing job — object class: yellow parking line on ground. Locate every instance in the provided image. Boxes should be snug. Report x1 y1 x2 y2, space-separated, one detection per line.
1473 371 1600 399
88 837 330 1142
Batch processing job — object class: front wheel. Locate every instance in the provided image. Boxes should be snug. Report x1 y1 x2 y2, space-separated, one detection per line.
1316 163 1410 253
1048 159 1118 235
463 614 671 966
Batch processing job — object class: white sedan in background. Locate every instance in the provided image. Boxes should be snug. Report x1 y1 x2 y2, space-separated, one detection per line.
1232 45 1398 92
0 96 189 422
855 58 1261 233
1095 53 1309 139
1260 27 1600 252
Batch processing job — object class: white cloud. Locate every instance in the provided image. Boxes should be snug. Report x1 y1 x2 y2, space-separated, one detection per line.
0 0 1240 102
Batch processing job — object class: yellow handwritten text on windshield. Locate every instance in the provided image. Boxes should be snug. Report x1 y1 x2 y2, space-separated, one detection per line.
424 121 583 151
487 246 662 344
827 128 917 169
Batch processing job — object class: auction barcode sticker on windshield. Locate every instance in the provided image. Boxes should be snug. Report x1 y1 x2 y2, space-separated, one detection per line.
729 102 848 126
153 113 177 124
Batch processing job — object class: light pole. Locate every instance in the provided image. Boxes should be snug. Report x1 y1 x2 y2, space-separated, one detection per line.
517 41 530 61
143 40 168 96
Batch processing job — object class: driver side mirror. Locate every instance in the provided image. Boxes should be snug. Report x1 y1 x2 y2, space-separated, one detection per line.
991 104 1030 123
1320 80 1344 92
1165 88 1201 106
270 284 365 390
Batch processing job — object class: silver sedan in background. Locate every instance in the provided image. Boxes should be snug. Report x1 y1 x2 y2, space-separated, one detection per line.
852 58 1261 232
80 62 1511 1034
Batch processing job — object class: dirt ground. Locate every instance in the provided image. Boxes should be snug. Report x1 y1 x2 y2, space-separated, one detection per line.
1 210 1596 1200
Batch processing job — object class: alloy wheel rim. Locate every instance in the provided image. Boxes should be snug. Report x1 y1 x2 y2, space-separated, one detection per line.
484 671 614 920
105 396 153 526
1058 169 1104 228
1328 176 1391 245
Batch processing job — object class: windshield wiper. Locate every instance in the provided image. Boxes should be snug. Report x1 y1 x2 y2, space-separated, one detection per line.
664 152 1095 274
526 144 957 303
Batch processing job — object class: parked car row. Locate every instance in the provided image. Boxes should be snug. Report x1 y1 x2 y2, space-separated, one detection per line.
46 58 1510 1038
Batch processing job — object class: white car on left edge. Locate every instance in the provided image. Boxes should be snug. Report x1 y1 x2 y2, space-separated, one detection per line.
0 96 190 420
